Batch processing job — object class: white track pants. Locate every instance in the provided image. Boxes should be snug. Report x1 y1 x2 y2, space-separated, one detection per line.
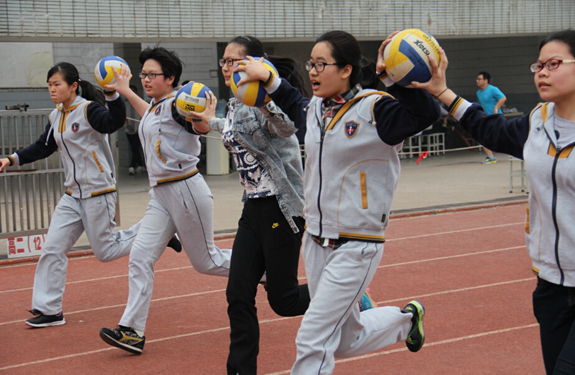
291 235 413 375
32 193 140 315
119 175 231 331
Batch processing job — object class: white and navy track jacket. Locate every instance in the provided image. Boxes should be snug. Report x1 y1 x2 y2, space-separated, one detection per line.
450 98 575 287
266 77 440 242
9 94 126 199
138 91 206 187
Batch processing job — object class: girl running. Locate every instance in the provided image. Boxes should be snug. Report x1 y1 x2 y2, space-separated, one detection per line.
234 30 440 374
192 35 309 375
99 46 232 354
416 29 575 375
0 63 145 328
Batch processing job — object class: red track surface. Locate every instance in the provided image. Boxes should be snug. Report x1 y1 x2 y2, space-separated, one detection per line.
0 203 545 374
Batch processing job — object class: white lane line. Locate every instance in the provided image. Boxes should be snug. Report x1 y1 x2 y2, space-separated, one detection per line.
0 292 537 372
376 277 535 305
386 222 524 242
0 288 227 327
0 226 525 295
379 245 526 269
0 316 292 371
264 323 540 375
0 246 530 323
0 265 194 294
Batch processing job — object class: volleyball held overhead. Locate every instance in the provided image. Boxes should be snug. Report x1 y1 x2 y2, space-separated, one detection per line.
383 29 441 86
94 56 131 89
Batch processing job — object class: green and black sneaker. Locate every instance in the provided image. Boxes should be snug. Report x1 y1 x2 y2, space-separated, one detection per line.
100 325 145 354
402 300 425 352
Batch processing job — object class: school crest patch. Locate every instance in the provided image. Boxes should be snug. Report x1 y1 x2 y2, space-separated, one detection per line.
71 122 80 133
155 106 162 116
344 121 359 138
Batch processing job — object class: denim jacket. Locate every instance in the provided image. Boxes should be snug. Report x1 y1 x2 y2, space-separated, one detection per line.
209 98 304 233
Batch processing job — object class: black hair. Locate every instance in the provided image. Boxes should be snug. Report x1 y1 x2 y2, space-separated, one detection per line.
315 31 379 89
540 29 575 57
139 46 183 88
47 62 105 106
228 35 309 97
478 71 491 83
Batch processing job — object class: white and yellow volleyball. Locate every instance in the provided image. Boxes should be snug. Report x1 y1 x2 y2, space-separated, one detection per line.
94 56 130 89
231 59 278 107
175 81 211 119
383 29 441 86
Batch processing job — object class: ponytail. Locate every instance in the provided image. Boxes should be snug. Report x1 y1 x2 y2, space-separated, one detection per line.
267 56 309 97
78 80 105 106
228 35 309 97
359 56 379 89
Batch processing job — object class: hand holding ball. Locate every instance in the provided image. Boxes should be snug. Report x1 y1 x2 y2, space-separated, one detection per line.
94 56 131 89
383 29 441 86
231 59 278 107
175 81 212 121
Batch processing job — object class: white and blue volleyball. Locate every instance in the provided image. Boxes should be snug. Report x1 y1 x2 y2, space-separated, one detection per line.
175 81 211 120
231 59 278 107
383 29 441 86
94 56 130 89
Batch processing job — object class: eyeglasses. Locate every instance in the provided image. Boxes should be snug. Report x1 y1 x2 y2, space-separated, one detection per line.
305 60 338 73
476 78 484 81
529 59 575 73
139 72 165 80
219 58 244 67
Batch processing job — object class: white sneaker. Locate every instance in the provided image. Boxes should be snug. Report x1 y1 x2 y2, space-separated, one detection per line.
136 166 145 173
129 167 136 175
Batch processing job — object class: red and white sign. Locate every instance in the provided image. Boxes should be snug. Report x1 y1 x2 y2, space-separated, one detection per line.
7 235 45 258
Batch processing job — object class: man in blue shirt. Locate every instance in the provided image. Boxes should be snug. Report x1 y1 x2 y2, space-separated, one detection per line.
476 71 507 164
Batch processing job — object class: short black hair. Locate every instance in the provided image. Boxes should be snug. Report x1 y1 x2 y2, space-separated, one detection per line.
478 71 491 83
139 46 183 88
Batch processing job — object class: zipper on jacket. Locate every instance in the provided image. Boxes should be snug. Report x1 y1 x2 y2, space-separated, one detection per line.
550 149 563 285
317 127 325 237
58 109 83 198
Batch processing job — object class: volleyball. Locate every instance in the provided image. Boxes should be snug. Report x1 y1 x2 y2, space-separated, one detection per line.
175 81 211 120
383 29 441 86
231 59 278 107
94 56 130 89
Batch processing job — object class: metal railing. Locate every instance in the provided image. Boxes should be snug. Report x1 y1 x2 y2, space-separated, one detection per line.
0 109 65 239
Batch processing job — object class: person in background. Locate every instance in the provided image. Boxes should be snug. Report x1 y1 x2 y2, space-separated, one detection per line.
475 71 507 164
125 84 145 175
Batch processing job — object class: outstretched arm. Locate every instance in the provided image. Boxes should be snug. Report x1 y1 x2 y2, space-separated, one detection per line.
105 65 150 117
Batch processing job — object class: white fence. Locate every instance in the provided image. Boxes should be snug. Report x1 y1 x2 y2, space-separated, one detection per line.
0 109 65 240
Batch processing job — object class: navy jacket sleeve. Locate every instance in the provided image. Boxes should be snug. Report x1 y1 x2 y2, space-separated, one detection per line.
170 101 208 135
268 79 310 129
374 85 441 146
87 96 127 134
15 123 58 165
458 103 529 159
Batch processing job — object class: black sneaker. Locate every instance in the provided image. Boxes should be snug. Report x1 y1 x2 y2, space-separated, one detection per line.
167 234 182 253
100 325 145 354
402 300 425 352
25 309 66 328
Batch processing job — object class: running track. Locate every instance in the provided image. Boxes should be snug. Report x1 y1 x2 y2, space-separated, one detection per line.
0 202 545 374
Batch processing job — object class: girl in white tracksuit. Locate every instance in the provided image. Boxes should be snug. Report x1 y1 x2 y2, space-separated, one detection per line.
234 30 440 374
99 46 232 355
0 62 140 328
417 29 575 375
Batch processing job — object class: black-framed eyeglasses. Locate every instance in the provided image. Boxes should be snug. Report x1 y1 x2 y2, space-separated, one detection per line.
305 60 338 73
219 58 244 67
529 59 575 73
139 72 165 80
